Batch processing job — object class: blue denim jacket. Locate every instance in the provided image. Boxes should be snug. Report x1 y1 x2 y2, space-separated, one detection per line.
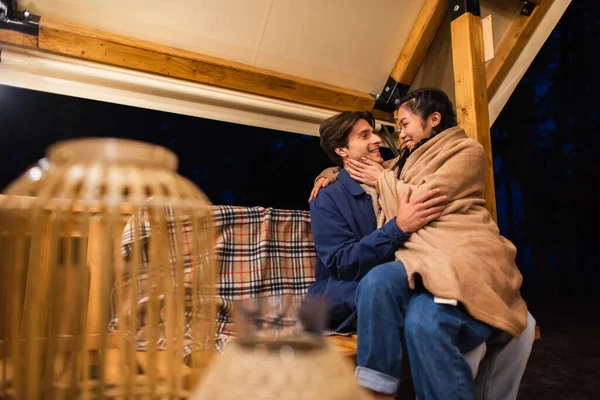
308 169 410 331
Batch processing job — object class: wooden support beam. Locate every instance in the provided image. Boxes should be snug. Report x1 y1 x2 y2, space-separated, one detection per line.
374 0 448 112
36 18 375 112
486 0 553 98
0 30 37 47
0 17 398 121
390 0 449 85
3 17 376 113
451 8 497 221
371 109 395 123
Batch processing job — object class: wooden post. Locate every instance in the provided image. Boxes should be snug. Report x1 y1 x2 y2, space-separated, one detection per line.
450 0 497 221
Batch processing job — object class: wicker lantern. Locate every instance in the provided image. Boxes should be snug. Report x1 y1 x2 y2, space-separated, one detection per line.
0 138 218 398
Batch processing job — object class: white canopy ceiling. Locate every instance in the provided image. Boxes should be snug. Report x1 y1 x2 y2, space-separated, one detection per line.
1 0 571 134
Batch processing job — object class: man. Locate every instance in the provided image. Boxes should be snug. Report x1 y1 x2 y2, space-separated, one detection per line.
308 110 535 399
307 112 445 334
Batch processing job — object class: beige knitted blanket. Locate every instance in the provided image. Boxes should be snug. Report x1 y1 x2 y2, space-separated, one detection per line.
376 126 527 337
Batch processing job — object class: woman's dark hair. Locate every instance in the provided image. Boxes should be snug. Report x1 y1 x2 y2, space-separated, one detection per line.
392 88 458 177
319 110 376 167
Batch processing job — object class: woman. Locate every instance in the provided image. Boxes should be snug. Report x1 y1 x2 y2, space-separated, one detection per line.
316 88 527 335
312 88 532 399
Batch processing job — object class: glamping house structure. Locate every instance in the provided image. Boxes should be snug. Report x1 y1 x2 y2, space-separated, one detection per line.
0 0 568 397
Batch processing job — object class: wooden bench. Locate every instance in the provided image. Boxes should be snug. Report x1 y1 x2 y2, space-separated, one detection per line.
327 334 358 358
328 327 541 360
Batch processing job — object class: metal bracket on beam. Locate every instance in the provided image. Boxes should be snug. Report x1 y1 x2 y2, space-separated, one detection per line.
372 77 410 113
0 0 40 36
520 1 537 16
450 0 481 21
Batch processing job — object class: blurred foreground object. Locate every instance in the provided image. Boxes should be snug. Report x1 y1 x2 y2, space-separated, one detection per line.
0 138 217 398
191 295 368 400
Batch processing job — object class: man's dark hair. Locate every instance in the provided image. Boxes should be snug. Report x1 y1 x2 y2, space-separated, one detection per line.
319 111 376 167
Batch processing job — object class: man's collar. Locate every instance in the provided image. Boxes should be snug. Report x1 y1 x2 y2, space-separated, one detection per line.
338 169 365 197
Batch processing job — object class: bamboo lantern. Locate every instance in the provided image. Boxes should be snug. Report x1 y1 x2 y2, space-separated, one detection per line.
0 138 218 398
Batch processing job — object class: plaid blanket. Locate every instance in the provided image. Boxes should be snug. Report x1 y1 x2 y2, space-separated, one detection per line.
110 205 317 353
213 206 316 349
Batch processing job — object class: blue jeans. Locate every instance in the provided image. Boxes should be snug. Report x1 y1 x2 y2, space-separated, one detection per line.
354 261 493 399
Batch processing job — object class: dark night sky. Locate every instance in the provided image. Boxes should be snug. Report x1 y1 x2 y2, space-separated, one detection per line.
0 1 598 309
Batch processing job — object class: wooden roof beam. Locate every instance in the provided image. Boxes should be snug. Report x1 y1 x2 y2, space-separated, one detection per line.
373 0 449 112
1 16 376 114
0 1 39 47
0 29 36 47
486 0 554 99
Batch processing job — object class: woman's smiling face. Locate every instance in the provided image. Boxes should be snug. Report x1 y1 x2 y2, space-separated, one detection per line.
397 104 440 151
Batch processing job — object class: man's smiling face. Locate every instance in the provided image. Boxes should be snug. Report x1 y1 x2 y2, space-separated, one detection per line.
335 118 384 165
